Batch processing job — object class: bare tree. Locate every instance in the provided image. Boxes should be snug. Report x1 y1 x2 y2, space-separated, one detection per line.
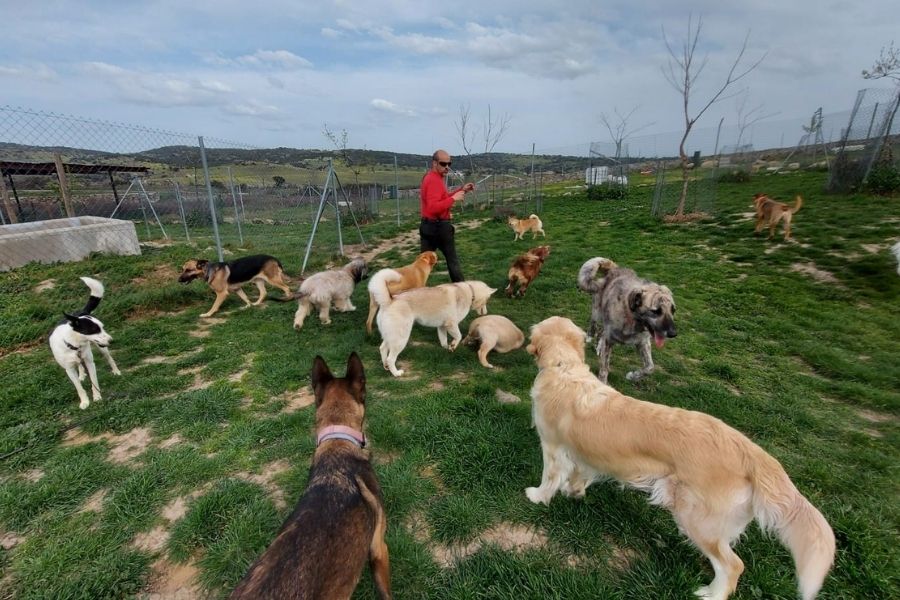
454 103 477 175
862 41 900 84
599 106 654 160
733 90 779 155
454 103 512 176
662 15 765 216
323 123 367 216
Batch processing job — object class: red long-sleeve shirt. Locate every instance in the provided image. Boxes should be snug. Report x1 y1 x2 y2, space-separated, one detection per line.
420 170 463 220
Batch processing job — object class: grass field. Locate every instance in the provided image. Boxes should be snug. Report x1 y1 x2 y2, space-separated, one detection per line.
0 170 897 599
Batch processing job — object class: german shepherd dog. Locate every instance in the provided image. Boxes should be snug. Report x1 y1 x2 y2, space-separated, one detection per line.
230 353 391 600
525 316 835 600
48 277 121 410
178 254 293 318
577 257 676 384
505 245 550 298
753 193 803 241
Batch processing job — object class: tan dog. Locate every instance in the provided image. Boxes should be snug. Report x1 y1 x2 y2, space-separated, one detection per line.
368 269 496 377
365 251 439 334
753 193 803 240
290 257 368 330
178 254 292 318
507 213 545 241
506 245 550 298
525 316 835 600
230 353 391 599
461 315 524 368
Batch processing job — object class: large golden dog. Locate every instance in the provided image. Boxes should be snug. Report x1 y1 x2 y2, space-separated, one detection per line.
753 193 803 241
365 251 438 334
525 316 835 600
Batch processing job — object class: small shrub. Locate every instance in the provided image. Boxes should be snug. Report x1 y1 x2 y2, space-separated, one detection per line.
492 205 516 222
866 144 900 195
717 169 751 183
586 184 627 201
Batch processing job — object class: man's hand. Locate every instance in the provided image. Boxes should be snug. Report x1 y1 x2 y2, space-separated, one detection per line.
463 182 476 192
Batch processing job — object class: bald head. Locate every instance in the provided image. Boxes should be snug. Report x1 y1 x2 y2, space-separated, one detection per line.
431 149 452 174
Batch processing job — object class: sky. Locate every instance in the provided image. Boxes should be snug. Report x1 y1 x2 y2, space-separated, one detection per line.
1 1 898 157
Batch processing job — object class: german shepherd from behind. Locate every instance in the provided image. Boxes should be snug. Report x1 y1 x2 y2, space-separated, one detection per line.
178 254 293 318
230 352 391 600
753 193 803 241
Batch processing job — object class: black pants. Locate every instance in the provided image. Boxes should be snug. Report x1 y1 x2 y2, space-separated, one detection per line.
420 219 464 282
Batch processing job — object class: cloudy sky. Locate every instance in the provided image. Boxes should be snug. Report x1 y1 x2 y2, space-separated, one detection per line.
1 1 897 156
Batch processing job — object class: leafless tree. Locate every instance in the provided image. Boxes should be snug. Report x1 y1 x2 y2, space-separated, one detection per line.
662 15 765 216
733 90 779 156
599 106 654 160
862 41 900 84
454 103 512 175
323 123 367 216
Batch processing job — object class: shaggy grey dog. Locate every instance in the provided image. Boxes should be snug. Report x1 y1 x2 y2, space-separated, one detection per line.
577 257 677 383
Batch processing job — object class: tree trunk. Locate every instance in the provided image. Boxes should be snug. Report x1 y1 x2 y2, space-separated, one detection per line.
676 126 692 216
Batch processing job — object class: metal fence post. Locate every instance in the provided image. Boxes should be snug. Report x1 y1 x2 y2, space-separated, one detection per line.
227 166 243 245
173 181 191 242
198 136 224 262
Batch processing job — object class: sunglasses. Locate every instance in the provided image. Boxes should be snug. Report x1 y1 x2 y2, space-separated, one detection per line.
436 160 452 167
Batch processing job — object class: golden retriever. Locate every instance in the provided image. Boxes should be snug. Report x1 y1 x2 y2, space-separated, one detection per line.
753 193 803 241
525 316 835 600
461 314 524 368
507 214 545 241
366 251 439 334
291 257 368 330
368 269 496 377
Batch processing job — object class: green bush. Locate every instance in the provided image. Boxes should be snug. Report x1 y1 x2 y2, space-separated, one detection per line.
717 169 751 183
586 184 627 201
866 144 900 195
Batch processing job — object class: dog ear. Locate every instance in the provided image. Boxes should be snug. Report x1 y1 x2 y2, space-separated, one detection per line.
345 352 366 403
629 290 644 312
196 259 208 268
311 355 333 405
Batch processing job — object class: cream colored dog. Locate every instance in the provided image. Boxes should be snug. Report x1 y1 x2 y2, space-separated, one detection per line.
365 251 439 334
461 315 524 368
525 316 835 600
291 257 368 330
507 214 545 241
368 269 496 377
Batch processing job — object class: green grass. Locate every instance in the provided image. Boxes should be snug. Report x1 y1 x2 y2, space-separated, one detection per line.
0 170 898 599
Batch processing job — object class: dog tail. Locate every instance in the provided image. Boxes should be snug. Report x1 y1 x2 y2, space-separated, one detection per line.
529 213 539 220
78 276 104 315
576 257 617 294
271 278 307 302
791 195 803 214
368 269 403 307
750 451 835 600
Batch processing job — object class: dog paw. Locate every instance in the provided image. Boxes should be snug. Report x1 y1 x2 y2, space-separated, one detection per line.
525 487 549 505
448 342 458 352
200 312 214 318
112 368 122 376
625 370 644 382
322 319 332 325
693 585 720 600
79 399 90 409
483 363 494 369
391 369 404 377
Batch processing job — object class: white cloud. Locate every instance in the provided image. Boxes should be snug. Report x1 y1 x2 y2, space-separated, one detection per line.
370 98 418 117
236 50 313 70
0 63 58 82
80 61 233 108
223 100 288 120
321 27 343 38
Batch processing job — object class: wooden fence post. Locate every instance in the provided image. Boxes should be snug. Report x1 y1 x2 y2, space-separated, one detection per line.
0 169 18 224
54 153 75 217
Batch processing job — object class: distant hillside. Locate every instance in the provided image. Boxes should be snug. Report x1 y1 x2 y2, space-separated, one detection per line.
1 142 596 175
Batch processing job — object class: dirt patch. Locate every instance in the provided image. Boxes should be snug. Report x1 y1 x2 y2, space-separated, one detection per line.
856 408 894 424
228 352 256 383
348 218 489 264
790 262 841 285
22 469 44 482
33 279 56 293
428 380 445 392
605 537 639 571
662 212 709 223
734 212 757 222
178 366 213 391
108 427 153 464
142 558 201 599
0 339 44 360
372 449 401 465
188 316 227 339
158 434 183 449
140 347 202 367
495 389 521 404
419 464 446 494
235 460 292 510
79 489 107 513
131 264 180 287
132 525 169 553
861 243 888 254
277 386 316 413
0 531 24 550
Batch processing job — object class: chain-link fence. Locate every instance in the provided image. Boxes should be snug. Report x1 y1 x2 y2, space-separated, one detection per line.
826 88 900 193
0 106 542 274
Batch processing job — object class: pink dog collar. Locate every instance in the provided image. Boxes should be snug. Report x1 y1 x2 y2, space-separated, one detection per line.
316 425 366 448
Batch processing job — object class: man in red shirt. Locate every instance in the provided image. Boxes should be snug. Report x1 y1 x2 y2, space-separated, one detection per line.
420 149 475 282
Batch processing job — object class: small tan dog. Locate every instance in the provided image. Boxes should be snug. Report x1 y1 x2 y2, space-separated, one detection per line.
290 257 368 330
366 251 439 334
753 193 803 240
525 316 835 600
461 315 524 368
507 214 545 241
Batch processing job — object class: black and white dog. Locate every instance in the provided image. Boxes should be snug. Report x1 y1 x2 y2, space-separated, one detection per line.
48 277 121 409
